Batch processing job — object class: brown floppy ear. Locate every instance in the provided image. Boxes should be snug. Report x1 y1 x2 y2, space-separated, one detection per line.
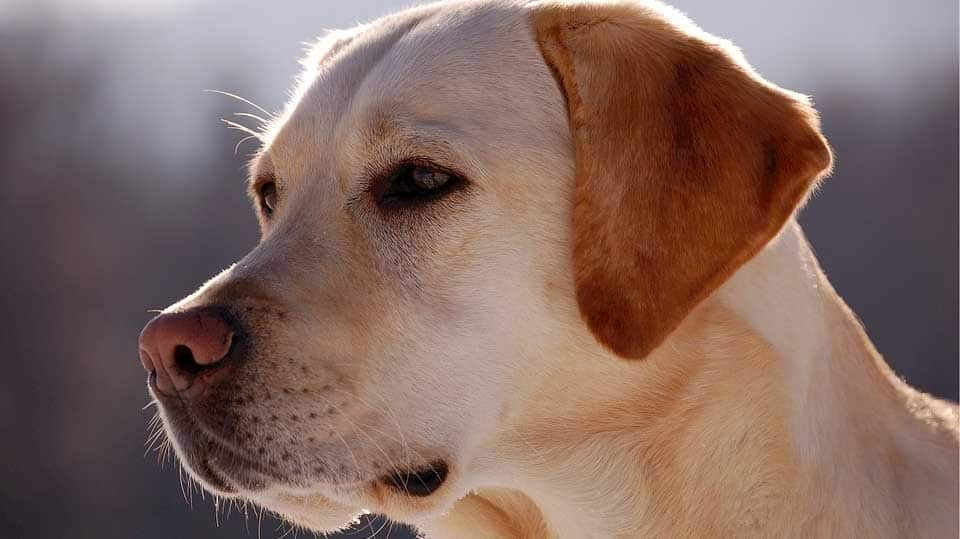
531 2 832 359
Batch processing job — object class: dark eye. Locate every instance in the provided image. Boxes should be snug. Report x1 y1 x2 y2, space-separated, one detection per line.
378 164 460 209
259 181 278 215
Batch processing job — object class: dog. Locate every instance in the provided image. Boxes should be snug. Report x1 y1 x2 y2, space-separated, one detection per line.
138 0 959 536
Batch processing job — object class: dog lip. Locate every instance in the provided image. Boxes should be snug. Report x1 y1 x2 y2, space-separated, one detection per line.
190 454 238 494
186 433 274 494
149 395 272 494
204 451 271 493
380 460 449 497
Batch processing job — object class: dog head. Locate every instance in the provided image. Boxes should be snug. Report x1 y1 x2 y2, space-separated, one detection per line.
139 0 830 530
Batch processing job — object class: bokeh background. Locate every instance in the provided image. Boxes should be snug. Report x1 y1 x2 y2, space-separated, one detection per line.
0 0 956 537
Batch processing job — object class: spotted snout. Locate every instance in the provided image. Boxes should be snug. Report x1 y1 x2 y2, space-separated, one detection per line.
136 291 408 496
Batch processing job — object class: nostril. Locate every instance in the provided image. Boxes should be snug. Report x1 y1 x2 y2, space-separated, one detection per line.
139 306 237 396
173 344 206 375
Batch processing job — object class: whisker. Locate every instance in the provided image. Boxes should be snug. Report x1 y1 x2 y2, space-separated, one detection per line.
257 505 264 539
178 463 190 506
366 515 391 539
311 392 398 484
329 428 363 484
158 439 172 466
204 89 272 117
234 134 261 155
332 388 441 494
233 111 270 125
357 386 418 469
144 430 166 455
221 119 263 139
277 518 296 539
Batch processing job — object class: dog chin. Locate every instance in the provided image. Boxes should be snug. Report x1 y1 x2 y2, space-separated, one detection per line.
257 473 459 535
179 443 368 530
252 490 366 533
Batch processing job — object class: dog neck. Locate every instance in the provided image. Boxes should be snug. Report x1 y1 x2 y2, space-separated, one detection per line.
427 221 957 538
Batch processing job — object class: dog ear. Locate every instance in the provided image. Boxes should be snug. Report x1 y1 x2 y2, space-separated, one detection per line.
532 2 832 359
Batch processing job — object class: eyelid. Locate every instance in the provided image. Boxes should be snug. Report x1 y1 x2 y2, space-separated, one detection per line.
369 157 465 189
404 157 465 179
250 174 280 222
251 176 282 214
251 173 277 195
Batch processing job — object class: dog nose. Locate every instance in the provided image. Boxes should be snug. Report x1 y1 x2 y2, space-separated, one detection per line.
138 307 235 396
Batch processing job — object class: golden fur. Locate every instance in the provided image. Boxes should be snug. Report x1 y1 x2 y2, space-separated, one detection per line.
533 1 831 358
144 1 959 537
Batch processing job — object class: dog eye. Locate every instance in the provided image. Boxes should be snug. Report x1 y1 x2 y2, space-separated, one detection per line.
379 164 460 209
410 167 450 191
259 181 278 215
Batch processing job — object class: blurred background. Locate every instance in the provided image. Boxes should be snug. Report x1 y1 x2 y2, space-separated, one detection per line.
0 0 955 537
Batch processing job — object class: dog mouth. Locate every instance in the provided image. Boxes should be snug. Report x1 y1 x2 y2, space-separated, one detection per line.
151 395 274 495
172 428 275 495
380 461 449 497
188 451 244 494
152 376 451 501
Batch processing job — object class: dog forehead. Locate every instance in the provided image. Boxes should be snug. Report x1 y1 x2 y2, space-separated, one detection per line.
265 1 560 170
354 2 541 108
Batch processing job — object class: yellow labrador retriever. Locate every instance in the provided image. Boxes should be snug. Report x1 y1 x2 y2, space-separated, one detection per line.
138 0 959 536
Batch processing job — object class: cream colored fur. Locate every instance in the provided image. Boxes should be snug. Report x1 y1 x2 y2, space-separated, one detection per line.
154 0 959 537
423 222 959 538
